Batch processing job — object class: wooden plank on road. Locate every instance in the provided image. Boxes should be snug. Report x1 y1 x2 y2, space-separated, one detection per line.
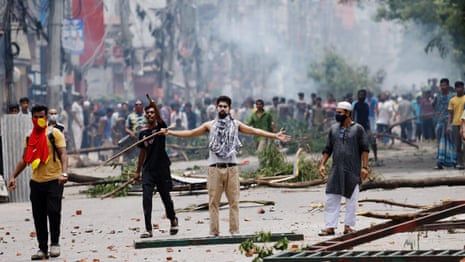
134 232 304 249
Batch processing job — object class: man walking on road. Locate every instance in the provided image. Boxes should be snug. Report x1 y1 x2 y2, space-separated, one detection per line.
163 95 291 236
134 103 178 238
8 105 68 260
318 101 369 236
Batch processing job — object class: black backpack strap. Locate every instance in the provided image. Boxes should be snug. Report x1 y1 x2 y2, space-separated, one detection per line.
26 131 61 162
48 131 61 162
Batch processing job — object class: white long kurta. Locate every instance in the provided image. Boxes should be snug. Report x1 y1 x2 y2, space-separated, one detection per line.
71 102 84 150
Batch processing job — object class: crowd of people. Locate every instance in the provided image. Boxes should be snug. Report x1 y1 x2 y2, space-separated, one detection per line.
5 77 465 167
3 79 462 165
6 76 465 259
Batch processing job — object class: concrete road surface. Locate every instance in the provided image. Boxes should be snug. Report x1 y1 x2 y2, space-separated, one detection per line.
1 143 464 261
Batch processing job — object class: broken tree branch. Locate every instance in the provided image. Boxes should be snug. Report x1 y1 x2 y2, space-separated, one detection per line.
98 130 164 168
176 200 275 212
360 176 465 191
359 198 430 209
257 179 327 188
357 211 423 221
64 179 129 187
67 145 119 155
375 132 419 148
256 148 304 184
68 172 104 183
387 113 435 131
100 177 137 199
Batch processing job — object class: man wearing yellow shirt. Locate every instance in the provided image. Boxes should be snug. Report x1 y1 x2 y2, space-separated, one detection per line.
448 81 465 169
8 105 68 260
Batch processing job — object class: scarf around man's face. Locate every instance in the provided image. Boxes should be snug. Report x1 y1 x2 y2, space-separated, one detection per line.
209 114 242 158
24 117 50 170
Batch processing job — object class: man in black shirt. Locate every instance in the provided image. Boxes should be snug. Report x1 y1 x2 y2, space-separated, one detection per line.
353 90 370 131
353 89 378 163
134 104 178 238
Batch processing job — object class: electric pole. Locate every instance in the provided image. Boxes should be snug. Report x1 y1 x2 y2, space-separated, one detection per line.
3 0 15 109
46 0 64 109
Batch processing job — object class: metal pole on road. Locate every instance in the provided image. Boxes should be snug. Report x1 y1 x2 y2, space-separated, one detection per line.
2 0 16 109
46 0 64 109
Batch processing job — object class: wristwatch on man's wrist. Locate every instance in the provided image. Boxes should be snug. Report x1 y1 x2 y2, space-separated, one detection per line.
61 173 68 178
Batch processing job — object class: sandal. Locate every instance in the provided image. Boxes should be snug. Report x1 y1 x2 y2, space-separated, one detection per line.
318 229 335 236
140 232 153 238
170 217 179 235
343 228 356 235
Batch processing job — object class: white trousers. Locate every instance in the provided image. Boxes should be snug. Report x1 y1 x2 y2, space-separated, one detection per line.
72 122 83 150
324 184 359 229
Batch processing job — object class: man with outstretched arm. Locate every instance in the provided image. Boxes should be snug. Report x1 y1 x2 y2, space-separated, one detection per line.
161 95 291 236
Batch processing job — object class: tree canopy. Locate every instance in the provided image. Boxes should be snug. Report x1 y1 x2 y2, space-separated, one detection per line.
374 0 465 72
308 49 384 99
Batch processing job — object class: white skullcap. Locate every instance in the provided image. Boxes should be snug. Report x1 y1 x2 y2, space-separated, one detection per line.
83 101 90 107
337 101 352 111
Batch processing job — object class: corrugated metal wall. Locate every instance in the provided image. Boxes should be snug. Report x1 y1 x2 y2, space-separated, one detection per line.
1 115 33 202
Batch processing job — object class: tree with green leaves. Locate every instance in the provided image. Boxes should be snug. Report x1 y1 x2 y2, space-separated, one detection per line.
308 48 384 99
374 0 465 73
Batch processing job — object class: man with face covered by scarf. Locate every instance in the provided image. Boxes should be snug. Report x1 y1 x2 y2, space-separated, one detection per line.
8 105 68 260
318 101 369 236
163 95 291 236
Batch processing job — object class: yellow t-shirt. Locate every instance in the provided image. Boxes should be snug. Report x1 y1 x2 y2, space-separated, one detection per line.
448 95 465 126
30 128 66 182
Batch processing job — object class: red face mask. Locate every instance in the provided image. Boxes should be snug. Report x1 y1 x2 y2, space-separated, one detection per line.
32 117 47 129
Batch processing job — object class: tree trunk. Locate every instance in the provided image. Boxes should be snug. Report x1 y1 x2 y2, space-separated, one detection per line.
360 176 465 191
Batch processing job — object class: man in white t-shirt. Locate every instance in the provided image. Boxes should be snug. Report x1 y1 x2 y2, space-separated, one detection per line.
376 92 395 145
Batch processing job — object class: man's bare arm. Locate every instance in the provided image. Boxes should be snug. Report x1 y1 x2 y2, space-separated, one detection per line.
165 122 211 138
238 121 291 142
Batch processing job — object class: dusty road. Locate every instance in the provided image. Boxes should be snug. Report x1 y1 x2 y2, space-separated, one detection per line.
1 142 465 261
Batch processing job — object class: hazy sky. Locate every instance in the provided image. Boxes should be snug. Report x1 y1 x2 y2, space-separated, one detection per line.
105 0 459 100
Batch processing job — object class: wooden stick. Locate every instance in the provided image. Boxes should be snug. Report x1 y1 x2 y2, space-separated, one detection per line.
387 113 435 131
67 145 119 155
257 178 327 188
97 130 164 168
176 200 275 212
64 179 128 187
376 132 419 148
100 177 136 199
357 211 422 221
358 198 430 209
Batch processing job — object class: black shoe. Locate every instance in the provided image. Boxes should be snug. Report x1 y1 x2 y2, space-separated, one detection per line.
434 165 443 170
170 217 179 235
456 165 465 170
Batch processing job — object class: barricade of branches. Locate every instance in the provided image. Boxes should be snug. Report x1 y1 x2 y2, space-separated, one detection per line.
239 231 289 262
86 160 137 198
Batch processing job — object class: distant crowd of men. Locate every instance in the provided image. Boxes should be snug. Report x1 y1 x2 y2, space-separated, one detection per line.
6 77 465 168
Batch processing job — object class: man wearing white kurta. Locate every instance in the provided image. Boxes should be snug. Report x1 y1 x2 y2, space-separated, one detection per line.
71 96 84 150
318 101 369 236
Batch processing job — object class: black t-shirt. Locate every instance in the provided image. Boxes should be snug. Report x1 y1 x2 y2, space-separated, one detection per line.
353 101 370 131
137 121 171 171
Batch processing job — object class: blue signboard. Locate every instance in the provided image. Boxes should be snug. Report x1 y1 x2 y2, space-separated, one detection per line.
62 18 84 55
